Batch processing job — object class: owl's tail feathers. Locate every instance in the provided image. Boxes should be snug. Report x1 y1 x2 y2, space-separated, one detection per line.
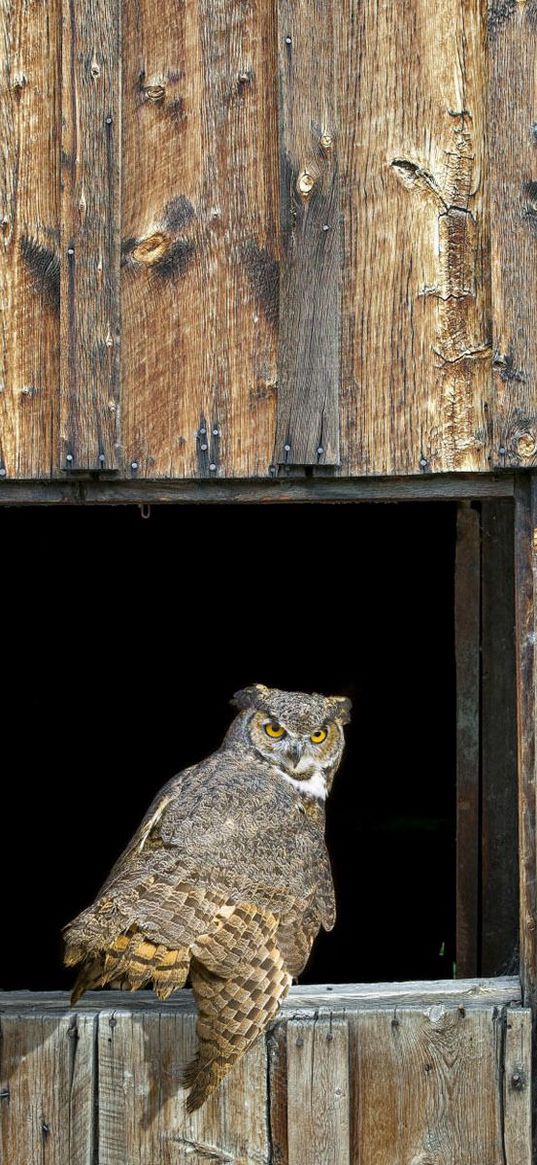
183 903 292 1112
66 930 190 1005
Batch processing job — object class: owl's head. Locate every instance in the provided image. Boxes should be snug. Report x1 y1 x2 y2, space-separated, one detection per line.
227 683 351 799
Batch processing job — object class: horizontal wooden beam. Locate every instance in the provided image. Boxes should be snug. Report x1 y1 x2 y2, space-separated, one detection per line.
0 977 522 1014
0 473 515 506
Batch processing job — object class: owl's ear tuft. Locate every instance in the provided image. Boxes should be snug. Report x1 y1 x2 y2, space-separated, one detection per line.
329 695 352 724
231 684 270 712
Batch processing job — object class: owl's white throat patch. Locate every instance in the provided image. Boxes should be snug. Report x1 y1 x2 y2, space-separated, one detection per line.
272 766 327 801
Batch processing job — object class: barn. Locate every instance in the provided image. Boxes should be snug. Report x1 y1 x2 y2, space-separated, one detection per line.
0 0 535 1161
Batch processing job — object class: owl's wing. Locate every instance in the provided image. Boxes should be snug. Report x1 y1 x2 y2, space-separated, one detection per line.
185 901 291 1111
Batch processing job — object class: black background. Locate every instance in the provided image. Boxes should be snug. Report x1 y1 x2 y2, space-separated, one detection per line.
0 501 456 989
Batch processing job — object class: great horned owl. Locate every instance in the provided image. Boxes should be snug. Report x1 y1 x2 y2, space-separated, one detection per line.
64 683 351 1110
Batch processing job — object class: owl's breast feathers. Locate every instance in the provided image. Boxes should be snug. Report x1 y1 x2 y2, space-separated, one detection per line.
63 745 335 1110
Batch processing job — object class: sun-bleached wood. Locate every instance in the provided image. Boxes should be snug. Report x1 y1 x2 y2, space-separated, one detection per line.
0 0 60 478
339 0 490 475
59 0 121 472
286 1016 350 1165
490 3 537 469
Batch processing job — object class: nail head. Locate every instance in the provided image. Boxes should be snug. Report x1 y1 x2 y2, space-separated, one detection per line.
209 462 217 471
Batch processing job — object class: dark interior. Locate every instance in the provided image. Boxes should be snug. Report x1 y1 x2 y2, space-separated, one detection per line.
1 501 459 989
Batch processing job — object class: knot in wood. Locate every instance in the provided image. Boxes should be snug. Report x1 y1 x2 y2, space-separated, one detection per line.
297 170 315 196
132 232 170 265
516 432 537 460
143 83 166 103
320 132 333 150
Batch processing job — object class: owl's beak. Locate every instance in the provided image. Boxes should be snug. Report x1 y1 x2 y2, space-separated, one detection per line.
287 740 304 769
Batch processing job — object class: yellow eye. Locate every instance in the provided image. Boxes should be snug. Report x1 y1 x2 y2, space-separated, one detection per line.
265 722 286 739
310 728 328 744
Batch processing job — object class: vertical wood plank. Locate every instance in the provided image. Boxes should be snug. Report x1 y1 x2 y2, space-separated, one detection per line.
481 499 518 976
121 0 279 480
455 502 481 977
0 0 60 478
0 1012 96 1165
275 0 341 468
267 1020 288 1165
286 1015 350 1165
339 0 490 475
349 1006 504 1164
60 0 121 472
514 476 537 1008
97 1008 270 1163
503 1008 532 1165
490 5 537 468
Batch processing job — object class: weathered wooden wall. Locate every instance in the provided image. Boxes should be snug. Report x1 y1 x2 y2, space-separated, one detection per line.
0 0 532 481
0 982 531 1165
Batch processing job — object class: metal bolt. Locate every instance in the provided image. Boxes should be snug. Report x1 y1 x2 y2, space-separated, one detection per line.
200 443 208 451
499 446 506 455
212 427 220 436
322 224 329 231
98 453 105 464
131 461 138 470
317 446 324 455
66 454 73 463
106 116 112 125
419 457 428 468
67 247 74 256
284 443 291 452
199 427 207 436
0 468 6 478
285 35 292 44
209 462 217 471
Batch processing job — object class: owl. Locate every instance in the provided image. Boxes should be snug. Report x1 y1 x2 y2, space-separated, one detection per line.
64 683 351 1111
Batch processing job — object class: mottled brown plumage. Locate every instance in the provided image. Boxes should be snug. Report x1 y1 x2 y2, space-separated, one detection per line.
64 684 351 1110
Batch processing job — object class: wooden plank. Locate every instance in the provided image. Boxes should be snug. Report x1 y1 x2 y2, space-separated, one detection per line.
267 1020 288 1165
97 1007 270 1164
286 1015 350 1165
503 1008 532 1165
0 472 516 506
0 0 60 478
455 502 481 977
339 0 490 475
490 5 537 469
0 1011 96 1165
0 977 523 1014
514 476 537 1007
349 1006 505 1164
481 499 518 976
275 0 341 467
60 0 121 472
121 0 279 479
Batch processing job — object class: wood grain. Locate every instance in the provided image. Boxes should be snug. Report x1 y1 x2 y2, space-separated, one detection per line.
455 502 481 977
339 0 490 475
120 0 279 479
286 1015 350 1165
481 499 518 976
0 0 60 478
97 1007 270 1164
503 1007 532 1165
275 0 340 468
60 0 121 472
490 4 537 468
349 1006 506 1164
514 476 537 1007
0 1011 96 1165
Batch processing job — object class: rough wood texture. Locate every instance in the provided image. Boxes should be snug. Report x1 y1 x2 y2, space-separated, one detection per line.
514 476 537 1009
60 0 121 472
275 0 340 468
490 4 537 469
1 995 529 1165
98 1007 269 1164
349 1006 510 1165
0 472 515 507
481 499 518 976
0 0 60 478
339 0 490 475
455 502 481 977
121 0 279 479
0 1011 96 1165
286 1016 350 1164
